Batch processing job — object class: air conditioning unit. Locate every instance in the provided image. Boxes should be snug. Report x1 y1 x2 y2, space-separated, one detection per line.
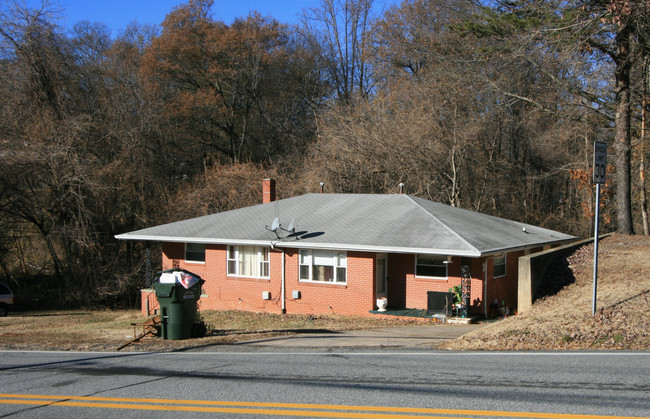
262 291 271 300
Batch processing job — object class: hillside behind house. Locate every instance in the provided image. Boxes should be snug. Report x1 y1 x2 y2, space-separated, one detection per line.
442 234 650 350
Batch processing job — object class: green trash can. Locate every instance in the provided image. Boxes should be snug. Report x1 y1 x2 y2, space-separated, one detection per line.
153 270 204 340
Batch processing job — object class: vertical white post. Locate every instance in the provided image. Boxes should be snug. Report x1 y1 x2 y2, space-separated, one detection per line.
281 249 286 314
592 184 601 316
483 261 488 319
591 141 607 316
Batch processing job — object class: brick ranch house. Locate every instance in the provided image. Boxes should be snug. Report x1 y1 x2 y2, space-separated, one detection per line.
116 179 576 318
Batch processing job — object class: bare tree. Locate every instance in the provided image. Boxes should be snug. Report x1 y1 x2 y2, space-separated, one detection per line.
639 56 649 235
466 0 650 234
300 0 375 103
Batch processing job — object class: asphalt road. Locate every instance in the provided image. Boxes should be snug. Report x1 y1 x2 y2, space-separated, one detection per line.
0 350 648 418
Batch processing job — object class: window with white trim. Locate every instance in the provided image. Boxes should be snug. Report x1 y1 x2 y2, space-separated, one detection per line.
494 254 506 278
415 254 447 278
299 250 346 283
227 246 270 278
185 243 205 263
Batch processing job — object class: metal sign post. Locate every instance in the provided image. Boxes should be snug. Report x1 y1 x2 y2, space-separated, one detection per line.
592 141 607 315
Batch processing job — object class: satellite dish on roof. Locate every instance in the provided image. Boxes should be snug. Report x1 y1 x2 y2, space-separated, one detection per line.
266 217 280 236
266 214 296 240
280 218 295 234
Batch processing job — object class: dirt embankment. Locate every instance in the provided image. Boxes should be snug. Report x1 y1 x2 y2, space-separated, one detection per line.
442 234 650 350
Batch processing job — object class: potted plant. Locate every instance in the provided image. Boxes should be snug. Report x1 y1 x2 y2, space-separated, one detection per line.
449 285 462 313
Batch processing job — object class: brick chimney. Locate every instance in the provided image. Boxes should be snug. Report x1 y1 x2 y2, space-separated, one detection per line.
263 178 276 204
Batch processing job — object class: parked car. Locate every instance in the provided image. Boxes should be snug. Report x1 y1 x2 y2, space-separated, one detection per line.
0 282 14 316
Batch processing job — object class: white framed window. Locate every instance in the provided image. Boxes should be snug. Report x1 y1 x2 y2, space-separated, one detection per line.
227 246 270 278
494 254 506 278
415 254 448 279
185 243 205 263
299 250 346 284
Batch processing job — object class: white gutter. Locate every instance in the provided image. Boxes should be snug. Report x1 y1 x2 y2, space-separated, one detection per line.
114 234 483 258
483 259 488 319
115 233 576 258
115 233 573 258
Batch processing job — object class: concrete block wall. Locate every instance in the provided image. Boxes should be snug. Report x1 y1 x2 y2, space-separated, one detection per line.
518 240 585 314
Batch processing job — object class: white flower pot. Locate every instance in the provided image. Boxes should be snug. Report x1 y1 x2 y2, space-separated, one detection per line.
376 297 388 312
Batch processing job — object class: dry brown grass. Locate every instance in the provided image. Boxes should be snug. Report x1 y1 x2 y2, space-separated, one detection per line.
0 307 421 352
441 234 650 350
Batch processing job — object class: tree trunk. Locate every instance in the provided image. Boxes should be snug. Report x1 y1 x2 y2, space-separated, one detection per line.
641 57 649 236
614 29 634 234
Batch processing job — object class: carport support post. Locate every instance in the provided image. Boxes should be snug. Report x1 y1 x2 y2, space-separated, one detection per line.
592 184 601 316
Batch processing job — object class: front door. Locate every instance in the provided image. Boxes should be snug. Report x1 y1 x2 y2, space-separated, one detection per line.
375 254 387 298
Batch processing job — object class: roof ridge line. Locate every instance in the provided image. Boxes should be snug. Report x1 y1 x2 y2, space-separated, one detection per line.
404 195 481 256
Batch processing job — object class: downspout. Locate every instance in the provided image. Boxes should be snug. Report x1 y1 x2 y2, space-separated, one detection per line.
483 259 488 319
281 249 286 314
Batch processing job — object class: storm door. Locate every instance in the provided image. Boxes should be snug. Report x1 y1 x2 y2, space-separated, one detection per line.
375 254 387 298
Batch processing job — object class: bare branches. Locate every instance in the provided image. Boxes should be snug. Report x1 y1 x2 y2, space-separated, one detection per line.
299 0 375 103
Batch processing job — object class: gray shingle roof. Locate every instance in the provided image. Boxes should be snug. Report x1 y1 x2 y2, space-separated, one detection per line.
115 194 576 256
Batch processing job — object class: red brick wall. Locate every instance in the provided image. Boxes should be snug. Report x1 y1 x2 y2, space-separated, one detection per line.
387 254 485 315
157 243 289 313
485 250 527 316
140 289 158 317
263 178 276 204
284 251 375 316
140 243 526 318
200 246 283 314
466 258 486 316
146 244 378 317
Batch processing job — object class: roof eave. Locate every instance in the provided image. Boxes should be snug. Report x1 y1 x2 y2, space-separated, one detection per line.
114 234 272 247
115 232 578 258
479 237 579 257
274 242 481 257
114 234 482 257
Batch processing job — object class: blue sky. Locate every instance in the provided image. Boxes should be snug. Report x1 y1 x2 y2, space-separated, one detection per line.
22 0 397 36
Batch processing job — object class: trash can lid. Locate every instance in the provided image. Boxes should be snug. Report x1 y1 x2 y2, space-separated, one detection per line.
157 269 204 289
153 282 175 298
